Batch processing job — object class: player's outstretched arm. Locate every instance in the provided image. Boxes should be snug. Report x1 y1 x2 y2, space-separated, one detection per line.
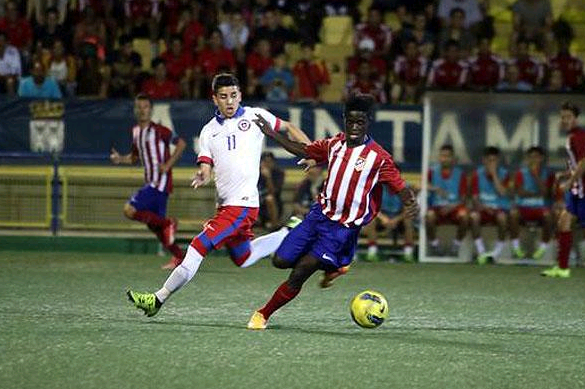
253 114 308 158
281 120 311 144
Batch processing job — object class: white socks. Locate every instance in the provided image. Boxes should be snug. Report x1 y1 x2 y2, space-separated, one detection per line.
492 240 505 257
155 245 203 303
240 228 288 268
474 238 485 254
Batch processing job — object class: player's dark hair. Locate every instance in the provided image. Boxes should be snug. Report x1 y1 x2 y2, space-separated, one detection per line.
561 101 580 117
483 146 500 156
134 93 152 106
440 144 454 153
344 93 375 118
527 146 545 155
212 73 240 94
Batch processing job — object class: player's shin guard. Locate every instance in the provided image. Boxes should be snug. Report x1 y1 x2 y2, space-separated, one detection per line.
258 281 300 319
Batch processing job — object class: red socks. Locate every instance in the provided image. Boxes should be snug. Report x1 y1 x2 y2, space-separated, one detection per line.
134 210 168 229
259 282 300 319
557 231 572 269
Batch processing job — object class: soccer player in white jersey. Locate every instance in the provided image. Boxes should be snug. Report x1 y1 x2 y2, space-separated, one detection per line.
127 73 310 317
110 94 187 268
247 93 419 330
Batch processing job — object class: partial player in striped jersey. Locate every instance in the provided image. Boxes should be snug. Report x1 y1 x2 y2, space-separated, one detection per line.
246 93 418 330
110 94 187 269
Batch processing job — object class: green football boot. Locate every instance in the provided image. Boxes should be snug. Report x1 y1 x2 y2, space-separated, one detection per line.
285 215 302 230
532 246 547 261
512 246 526 259
127 290 161 317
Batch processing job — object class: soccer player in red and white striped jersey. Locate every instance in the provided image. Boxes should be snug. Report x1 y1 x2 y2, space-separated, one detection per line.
110 94 186 268
246 93 418 330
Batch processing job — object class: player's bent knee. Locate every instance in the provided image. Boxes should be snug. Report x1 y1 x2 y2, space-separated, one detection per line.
272 255 291 269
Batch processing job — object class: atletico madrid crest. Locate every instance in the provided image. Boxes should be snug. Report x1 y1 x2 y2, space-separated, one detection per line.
355 157 366 171
238 119 251 131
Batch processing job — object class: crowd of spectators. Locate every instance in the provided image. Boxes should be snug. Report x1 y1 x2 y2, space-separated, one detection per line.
0 0 582 102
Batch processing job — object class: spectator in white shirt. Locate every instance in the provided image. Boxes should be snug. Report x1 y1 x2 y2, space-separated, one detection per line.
0 30 20 96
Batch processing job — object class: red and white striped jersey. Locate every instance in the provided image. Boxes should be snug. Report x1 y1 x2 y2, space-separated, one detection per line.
566 127 585 198
305 133 406 227
131 121 176 193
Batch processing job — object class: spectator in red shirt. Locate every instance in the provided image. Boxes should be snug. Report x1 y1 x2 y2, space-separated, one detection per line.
354 7 392 57
246 38 274 98
141 57 181 99
344 61 387 103
427 39 467 89
292 42 330 103
347 38 388 84
160 34 193 92
508 38 543 88
467 37 504 91
192 29 236 98
391 39 428 104
547 39 583 91
0 0 33 56
174 2 205 54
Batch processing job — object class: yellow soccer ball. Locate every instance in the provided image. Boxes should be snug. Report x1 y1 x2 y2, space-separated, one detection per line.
350 290 389 328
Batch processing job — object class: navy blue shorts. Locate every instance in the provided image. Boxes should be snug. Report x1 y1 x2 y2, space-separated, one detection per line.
129 184 168 217
565 192 585 227
276 203 360 270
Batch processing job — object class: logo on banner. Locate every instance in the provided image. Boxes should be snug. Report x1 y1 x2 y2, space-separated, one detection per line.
28 101 65 153
238 119 251 131
355 157 366 172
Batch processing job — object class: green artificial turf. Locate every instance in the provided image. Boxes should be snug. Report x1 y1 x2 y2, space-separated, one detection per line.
1 251 584 389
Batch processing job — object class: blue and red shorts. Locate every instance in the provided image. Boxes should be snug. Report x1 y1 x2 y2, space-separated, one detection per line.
276 203 360 271
565 192 585 227
129 184 168 217
191 206 259 265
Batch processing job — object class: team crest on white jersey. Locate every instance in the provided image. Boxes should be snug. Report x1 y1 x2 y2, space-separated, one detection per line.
355 157 366 172
238 119 251 131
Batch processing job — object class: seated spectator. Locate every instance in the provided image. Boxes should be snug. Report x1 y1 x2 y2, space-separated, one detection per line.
545 68 568 92
258 151 285 230
362 185 416 263
18 60 62 99
123 0 160 40
33 6 68 51
438 7 475 57
508 39 543 88
219 9 250 52
398 11 435 59
73 6 106 59
292 166 324 218
0 30 20 96
347 38 387 84
547 39 583 91
426 39 467 89
193 29 236 98
344 61 387 103
437 0 483 30
0 1 33 60
104 35 142 98
246 38 274 98
511 0 553 53
140 57 181 99
260 53 294 102
160 34 193 95
175 2 205 54
75 40 108 98
391 39 428 104
354 7 392 57
254 7 296 56
496 63 533 91
467 37 504 91
45 39 76 97
292 42 329 103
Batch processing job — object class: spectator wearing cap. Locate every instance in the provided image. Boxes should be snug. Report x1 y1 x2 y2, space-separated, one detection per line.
140 57 181 99
347 38 388 84
354 7 392 57
0 29 20 95
18 59 62 99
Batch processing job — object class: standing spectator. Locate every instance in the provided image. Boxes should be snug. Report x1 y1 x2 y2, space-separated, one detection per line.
246 38 273 98
123 0 161 40
175 2 205 54
258 151 285 230
260 53 294 102
141 57 181 99
292 166 324 218
426 39 467 89
438 8 475 57
0 0 33 63
0 30 20 95
391 39 427 104
511 0 553 53
347 38 387 84
253 7 296 56
354 7 392 57
45 39 76 97
437 0 483 29
344 61 387 103
509 38 544 88
547 40 583 91
292 42 329 103
469 146 512 265
496 63 533 91
33 7 68 51
192 29 236 98
467 37 504 91
105 35 142 98
160 34 193 96
18 60 62 99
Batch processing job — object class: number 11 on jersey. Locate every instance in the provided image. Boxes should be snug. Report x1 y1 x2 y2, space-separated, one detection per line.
227 134 236 150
